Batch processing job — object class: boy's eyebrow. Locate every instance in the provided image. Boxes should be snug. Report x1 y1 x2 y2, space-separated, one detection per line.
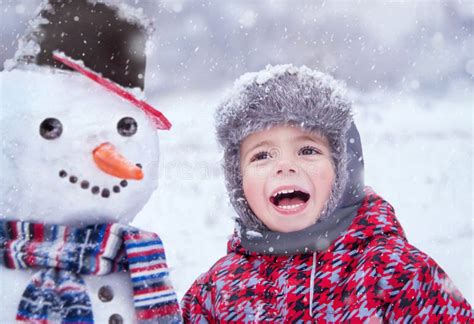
242 140 272 159
294 134 324 143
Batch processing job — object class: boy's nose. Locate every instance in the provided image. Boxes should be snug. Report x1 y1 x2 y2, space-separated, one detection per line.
275 160 298 176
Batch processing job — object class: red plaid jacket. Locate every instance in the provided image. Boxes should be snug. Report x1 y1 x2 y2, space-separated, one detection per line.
181 190 473 323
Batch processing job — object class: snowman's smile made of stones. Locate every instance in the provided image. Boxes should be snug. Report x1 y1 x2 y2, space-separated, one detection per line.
40 115 146 199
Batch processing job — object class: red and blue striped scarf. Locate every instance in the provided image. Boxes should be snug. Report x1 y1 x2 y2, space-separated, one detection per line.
0 220 182 323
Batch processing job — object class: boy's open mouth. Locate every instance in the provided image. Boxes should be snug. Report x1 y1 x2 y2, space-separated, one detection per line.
269 188 310 211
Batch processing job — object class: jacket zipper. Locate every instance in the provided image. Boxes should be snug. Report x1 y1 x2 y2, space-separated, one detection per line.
309 251 317 317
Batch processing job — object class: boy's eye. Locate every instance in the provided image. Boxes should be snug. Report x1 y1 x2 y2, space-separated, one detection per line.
299 146 322 156
250 151 272 163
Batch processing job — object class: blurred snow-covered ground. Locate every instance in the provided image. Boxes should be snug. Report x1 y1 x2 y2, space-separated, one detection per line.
134 87 473 304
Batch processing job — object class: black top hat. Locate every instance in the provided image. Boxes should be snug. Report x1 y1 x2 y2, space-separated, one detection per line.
16 0 151 90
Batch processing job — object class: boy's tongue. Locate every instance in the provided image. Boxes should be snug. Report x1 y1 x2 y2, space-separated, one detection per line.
278 197 305 206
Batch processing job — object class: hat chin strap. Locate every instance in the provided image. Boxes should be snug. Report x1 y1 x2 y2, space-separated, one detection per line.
238 201 360 255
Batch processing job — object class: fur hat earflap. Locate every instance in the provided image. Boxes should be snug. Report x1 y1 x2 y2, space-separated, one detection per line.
215 64 353 231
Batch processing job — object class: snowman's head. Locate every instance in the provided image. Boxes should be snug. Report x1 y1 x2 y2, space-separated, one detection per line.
0 68 162 225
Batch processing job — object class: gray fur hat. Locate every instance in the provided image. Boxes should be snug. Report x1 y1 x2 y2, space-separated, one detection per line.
215 64 353 232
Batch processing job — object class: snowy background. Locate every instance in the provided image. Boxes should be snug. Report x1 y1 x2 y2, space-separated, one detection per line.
1 0 473 303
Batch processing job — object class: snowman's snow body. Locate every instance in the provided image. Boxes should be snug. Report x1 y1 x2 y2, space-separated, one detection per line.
0 67 161 323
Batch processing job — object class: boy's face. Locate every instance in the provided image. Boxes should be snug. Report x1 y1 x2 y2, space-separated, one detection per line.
240 125 335 233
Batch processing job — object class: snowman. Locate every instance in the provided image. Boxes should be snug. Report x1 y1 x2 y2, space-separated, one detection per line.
0 0 181 323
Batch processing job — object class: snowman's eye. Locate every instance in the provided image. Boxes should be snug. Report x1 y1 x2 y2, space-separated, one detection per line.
39 118 63 140
117 117 138 137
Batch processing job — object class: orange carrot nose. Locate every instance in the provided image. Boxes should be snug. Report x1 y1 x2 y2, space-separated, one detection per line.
92 142 144 180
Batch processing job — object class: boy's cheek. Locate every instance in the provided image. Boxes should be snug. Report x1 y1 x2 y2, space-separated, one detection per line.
243 184 258 200
242 165 271 181
242 180 266 219
300 159 334 174
243 171 265 195
299 163 319 175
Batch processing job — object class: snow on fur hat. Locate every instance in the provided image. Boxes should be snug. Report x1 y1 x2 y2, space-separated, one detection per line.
215 64 353 232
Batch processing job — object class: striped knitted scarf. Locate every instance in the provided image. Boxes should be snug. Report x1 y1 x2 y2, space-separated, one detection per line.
0 220 182 324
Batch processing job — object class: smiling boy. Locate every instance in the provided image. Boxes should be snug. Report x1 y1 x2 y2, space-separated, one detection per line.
181 64 473 322
240 126 335 233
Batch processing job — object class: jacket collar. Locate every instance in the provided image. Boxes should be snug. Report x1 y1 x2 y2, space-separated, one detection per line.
229 189 406 256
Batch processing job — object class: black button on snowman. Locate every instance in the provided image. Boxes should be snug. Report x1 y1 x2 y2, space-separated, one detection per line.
109 313 124 324
99 285 114 302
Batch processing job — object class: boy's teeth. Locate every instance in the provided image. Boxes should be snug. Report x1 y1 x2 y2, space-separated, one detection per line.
278 203 304 209
273 189 295 197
